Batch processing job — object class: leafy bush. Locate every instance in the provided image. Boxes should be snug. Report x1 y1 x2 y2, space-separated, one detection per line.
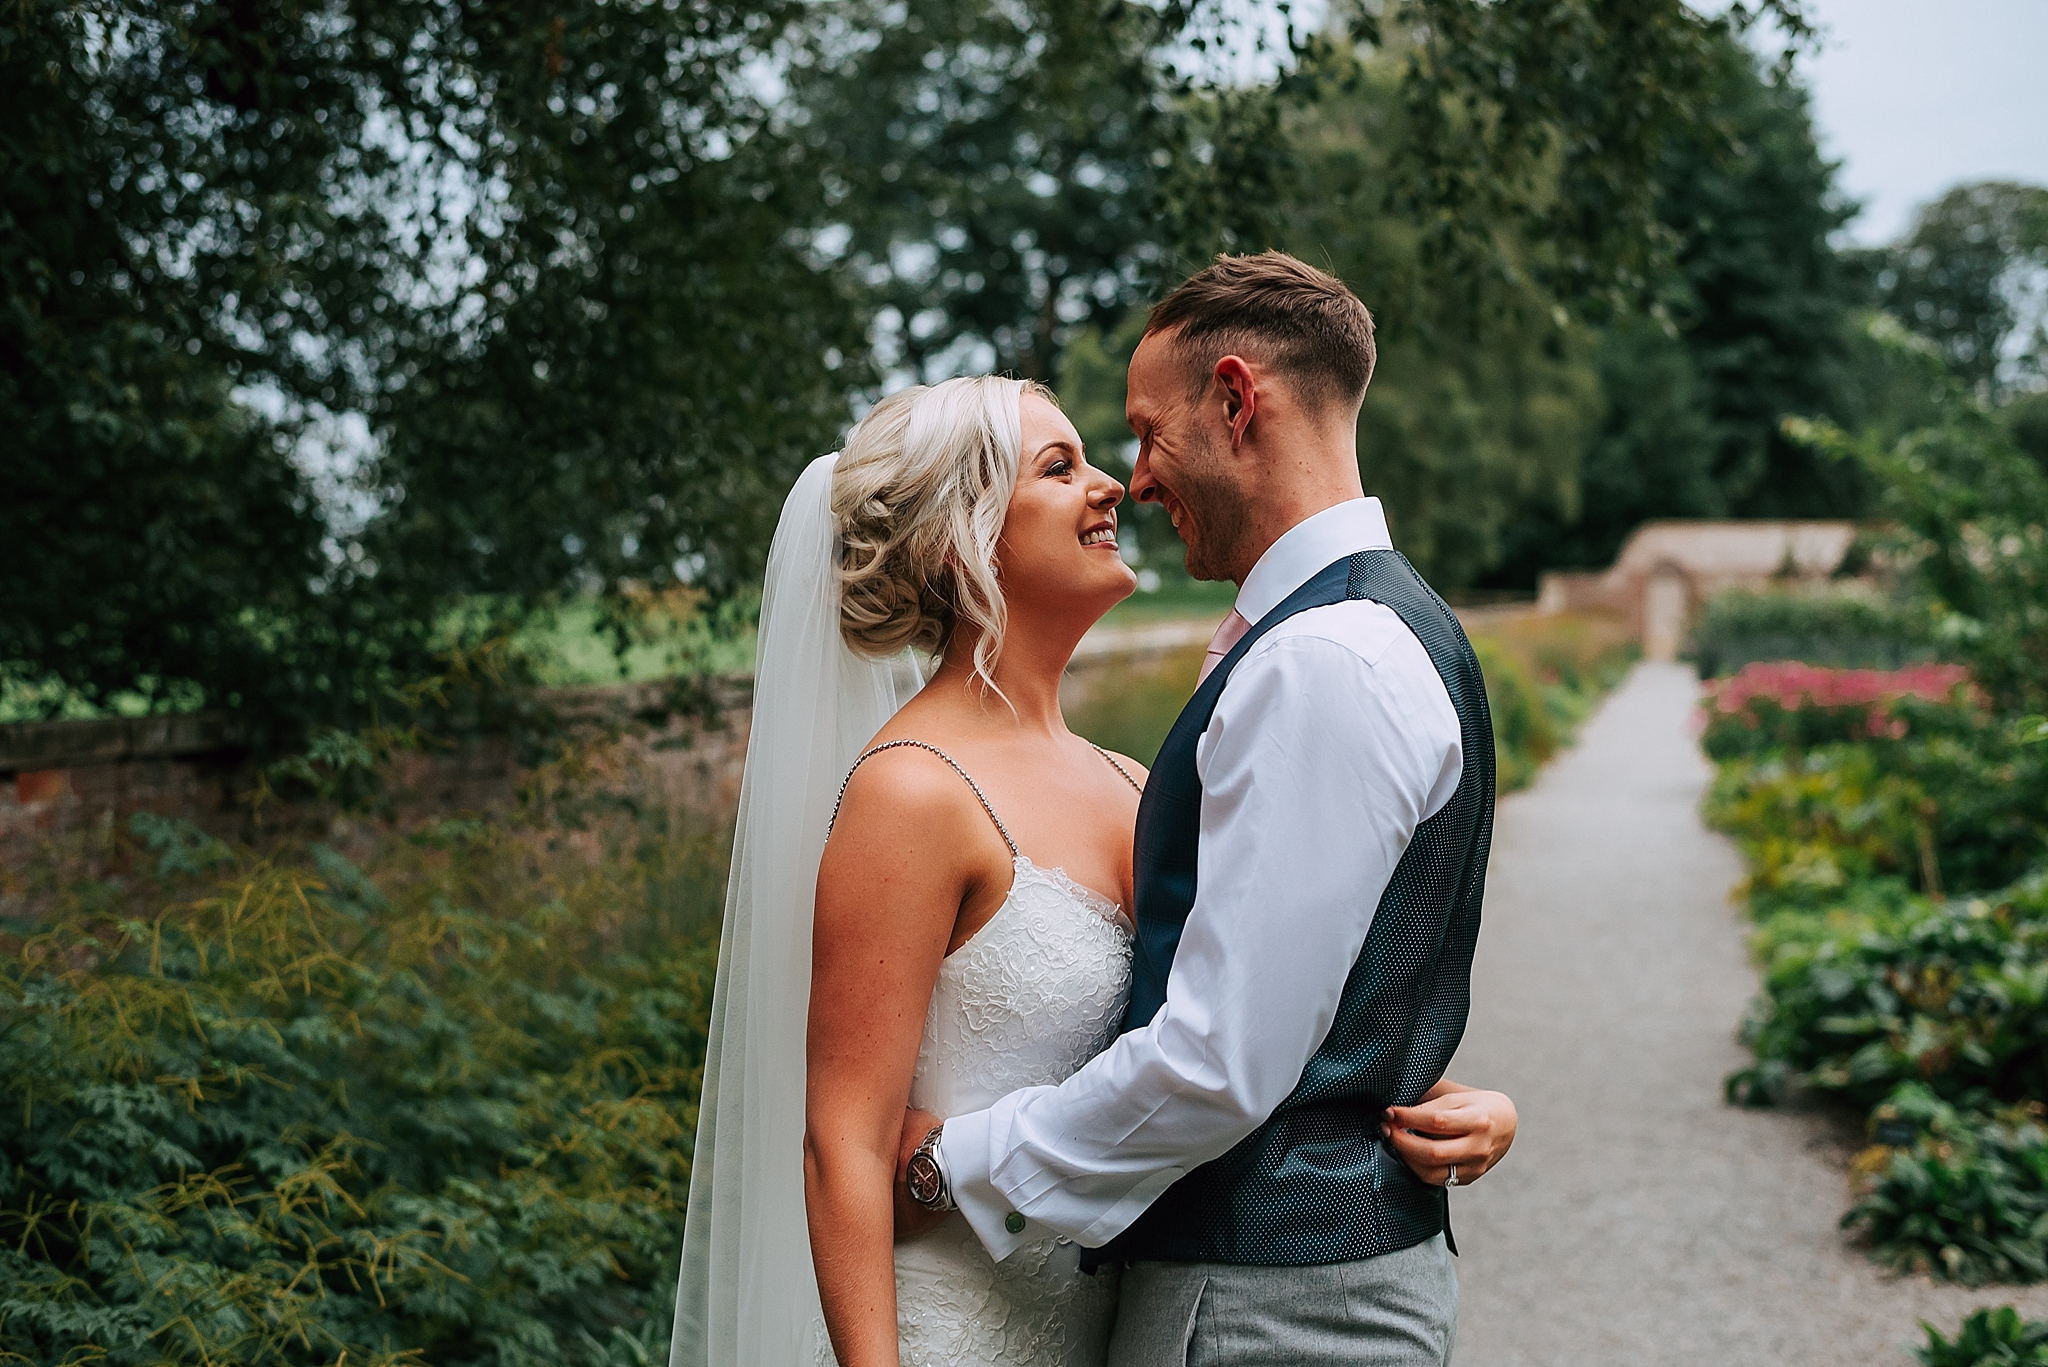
1688 589 1939 679
1918 1306 2048 1366
1470 639 1557 794
0 800 724 1367
1706 721 2048 911
1789 348 2048 717
1726 874 2048 1110
1469 612 1638 793
1846 1086 2048 1286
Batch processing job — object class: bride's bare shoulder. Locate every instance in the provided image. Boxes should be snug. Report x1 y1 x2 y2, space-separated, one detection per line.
827 736 990 847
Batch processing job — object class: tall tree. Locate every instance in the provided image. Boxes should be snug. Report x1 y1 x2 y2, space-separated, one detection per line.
1377 0 1814 315
1667 39 1862 520
1275 48 1606 588
1482 33 1864 586
1 0 864 733
2 0 399 732
354 0 872 612
1878 181 2048 400
785 0 1297 383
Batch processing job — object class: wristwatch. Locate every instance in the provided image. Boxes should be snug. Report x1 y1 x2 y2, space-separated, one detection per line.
906 1124 955 1213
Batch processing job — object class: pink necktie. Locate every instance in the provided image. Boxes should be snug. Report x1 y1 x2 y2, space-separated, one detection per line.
1197 609 1251 685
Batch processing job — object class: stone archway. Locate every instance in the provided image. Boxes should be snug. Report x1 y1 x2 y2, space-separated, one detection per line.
1642 563 1690 662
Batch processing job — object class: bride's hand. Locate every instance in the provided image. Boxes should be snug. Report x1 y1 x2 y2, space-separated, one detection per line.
893 1107 950 1241
1380 1083 1517 1187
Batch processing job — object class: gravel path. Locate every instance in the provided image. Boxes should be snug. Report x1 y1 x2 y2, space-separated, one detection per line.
1448 661 2048 1366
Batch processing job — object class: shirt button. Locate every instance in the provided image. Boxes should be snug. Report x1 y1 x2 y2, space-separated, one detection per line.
1005 1212 1026 1234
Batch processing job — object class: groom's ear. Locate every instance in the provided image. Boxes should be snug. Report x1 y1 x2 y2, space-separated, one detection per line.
1212 355 1257 450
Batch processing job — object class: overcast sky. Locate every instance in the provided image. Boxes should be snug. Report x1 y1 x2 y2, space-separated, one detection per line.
1782 0 2048 245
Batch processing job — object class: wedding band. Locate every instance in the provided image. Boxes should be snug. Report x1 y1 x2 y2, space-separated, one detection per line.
1445 1165 1459 1188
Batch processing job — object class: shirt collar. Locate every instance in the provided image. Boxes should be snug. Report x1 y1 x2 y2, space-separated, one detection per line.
1234 497 1393 625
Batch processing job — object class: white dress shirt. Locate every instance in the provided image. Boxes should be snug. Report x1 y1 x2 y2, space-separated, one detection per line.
938 497 1466 1261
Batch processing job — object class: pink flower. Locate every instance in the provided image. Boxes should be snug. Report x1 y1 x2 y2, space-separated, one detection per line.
1703 661 1975 721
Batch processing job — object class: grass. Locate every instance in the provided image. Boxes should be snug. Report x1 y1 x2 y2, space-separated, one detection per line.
0 597 760 722
512 597 758 685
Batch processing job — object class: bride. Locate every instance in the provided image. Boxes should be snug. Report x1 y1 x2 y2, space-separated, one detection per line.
671 375 1498 1367
809 377 1144 1367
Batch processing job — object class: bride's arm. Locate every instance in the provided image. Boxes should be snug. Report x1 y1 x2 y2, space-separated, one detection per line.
805 757 988 1367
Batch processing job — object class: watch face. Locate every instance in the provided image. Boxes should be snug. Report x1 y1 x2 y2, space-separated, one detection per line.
907 1153 943 1206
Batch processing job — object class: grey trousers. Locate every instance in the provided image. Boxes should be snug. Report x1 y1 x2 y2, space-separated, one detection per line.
1104 1236 1458 1367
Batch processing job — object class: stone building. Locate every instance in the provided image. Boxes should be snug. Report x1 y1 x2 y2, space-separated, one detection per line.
1537 520 1860 660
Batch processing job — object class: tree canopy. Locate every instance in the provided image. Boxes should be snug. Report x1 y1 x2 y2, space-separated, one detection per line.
38 0 2032 736
1875 181 2048 400
4 0 866 736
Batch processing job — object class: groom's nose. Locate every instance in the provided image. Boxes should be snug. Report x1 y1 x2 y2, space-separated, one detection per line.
1129 443 1160 504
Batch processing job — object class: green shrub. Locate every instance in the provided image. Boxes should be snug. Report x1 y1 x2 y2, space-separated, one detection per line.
1846 1085 2048 1286
1706 746 1942 914
1726 874 2048 1111
0 805 722 1367
1688 589 1939 679
1067 612 1636 786
1470 612 1637 793
1789 379 2048 718
1471 637 1556 795
1707 733 2048 911
1917 1306 2048 1365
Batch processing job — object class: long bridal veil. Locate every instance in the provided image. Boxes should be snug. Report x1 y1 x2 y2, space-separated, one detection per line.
671 453 923 1367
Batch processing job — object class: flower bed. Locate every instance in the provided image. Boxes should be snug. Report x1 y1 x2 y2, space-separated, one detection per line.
1708 663 2048 1288
1703 660 1977 756
1702 389 2047 1304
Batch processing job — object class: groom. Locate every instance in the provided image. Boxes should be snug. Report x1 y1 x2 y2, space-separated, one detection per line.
899 252 1513 1364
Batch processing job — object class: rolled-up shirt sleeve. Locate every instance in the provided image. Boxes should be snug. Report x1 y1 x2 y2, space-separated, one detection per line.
939 614 1462 1260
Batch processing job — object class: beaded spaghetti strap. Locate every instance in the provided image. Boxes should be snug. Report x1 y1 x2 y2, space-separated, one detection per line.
1089 742 1143 794
830 739 1019 857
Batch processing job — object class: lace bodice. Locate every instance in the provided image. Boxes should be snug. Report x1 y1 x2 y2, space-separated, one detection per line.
894 857 1134 1367
911 857 1135 1116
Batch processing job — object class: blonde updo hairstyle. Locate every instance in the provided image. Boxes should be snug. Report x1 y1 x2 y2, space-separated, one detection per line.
834 375 1053 693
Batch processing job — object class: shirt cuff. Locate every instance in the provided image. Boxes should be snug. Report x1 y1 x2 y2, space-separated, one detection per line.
939 1110 1029 1262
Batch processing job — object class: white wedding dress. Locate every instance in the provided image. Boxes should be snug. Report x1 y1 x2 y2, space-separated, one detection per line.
836 741 1138 1367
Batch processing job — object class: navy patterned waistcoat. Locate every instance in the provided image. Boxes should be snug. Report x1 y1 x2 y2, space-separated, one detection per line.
1091 549 1495 1267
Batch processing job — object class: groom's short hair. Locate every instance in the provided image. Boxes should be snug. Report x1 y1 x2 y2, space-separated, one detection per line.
1145 252 1375 413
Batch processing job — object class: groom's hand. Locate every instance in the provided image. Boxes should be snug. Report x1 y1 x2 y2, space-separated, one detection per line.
1381 1084 1517 1187
893 1107 949 1242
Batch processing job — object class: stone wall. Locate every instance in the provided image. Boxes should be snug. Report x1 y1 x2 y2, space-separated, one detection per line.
1537 519 1861 660
0 628 1222 876
1 680 755 874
